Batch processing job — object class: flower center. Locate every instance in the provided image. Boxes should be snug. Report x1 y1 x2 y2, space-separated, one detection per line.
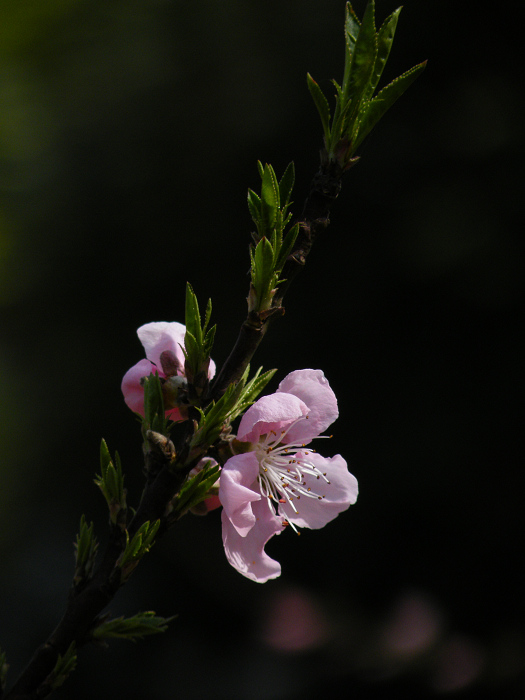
255 416 331 528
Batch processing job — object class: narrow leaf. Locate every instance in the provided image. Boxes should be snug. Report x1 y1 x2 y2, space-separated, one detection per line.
100 439 112 474
343 0 377 121
92 611 175 643
353 61 427 150
276 222 299 272
345 2 361 45
278 161 295 210
247 189 262 227
364 7 401 102
260 164 279 229
185 283 202 345
341 2 361 93
48 643 77 691
307 73 331 143
203 298 212 335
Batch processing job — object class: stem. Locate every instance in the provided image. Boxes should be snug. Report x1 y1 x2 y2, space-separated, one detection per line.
5 157 347 699
210 157 345 401
4 450 189 700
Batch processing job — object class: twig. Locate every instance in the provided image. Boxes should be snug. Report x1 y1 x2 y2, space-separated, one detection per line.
210 157 346 400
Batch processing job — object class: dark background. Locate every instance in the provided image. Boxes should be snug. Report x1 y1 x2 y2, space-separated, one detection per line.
1 1 523 698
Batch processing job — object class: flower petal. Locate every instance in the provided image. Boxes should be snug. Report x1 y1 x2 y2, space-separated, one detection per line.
121 359 157 415
219 453 261 536
221 498 284 583
278 452 358 530
237 393 309 443
137 322 187 373
137 321 216 379
277 369 339 443
121 359 185 421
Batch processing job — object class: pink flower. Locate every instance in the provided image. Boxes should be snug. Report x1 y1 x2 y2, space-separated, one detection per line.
121 321 216 421
219 369 358 582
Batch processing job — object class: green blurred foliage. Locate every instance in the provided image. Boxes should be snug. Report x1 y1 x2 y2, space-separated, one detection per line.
1 1 524 699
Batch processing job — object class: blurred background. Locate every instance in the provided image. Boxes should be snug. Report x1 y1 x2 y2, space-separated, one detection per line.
1 1 523 698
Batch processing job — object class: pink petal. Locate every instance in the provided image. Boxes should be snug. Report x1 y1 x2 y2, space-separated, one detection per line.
237 393 309 443
121 359 158 415
221 498 284 582
121 359 185 421
165 407 186 422
137 321 216 379
278 452 358 530
218 453 261 536
277 369 339 443
203 494 222 512
137 322 187 372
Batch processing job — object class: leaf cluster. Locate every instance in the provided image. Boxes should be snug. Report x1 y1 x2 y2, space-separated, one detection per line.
45 643 77 692
183 283 216 400
117 520 160 582
94 440 127 527
141 371 170 438
190 365 276 455
92 611 174 642
247 162 299 313
73 515 99 588
307 0 426 169
170 459 221 518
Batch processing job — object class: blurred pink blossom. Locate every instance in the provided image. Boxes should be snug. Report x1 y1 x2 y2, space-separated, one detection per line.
260 586 331 652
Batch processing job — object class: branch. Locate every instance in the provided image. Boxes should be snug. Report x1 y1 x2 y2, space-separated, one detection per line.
210 156 346 401
4 444 189 700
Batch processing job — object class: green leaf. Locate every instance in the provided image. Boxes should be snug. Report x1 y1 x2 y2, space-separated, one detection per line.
307 73 331 144
345 2 361 47
203 298 212 336
185 282 202 345
93 612 174 642
172 460 221 516
278 161 295 210
228 367 277 422
118 520 160 576
74 515 98 586
341 2 361 94
94 440 127 525
343 0 377 125
99 438 112 473
142 372 168 435
190 376 246 451
260 164 279 230
275 222 299 273
47 642 77 691
353 60 427 150
247 188 262 228
363 6 401 103
255 236 276 279
183 283 215 395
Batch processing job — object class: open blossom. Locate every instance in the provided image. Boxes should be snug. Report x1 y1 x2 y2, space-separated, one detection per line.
121 321 216 421
218 369 358 583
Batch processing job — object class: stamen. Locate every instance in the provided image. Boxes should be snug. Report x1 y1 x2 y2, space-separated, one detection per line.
255 415 333 524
